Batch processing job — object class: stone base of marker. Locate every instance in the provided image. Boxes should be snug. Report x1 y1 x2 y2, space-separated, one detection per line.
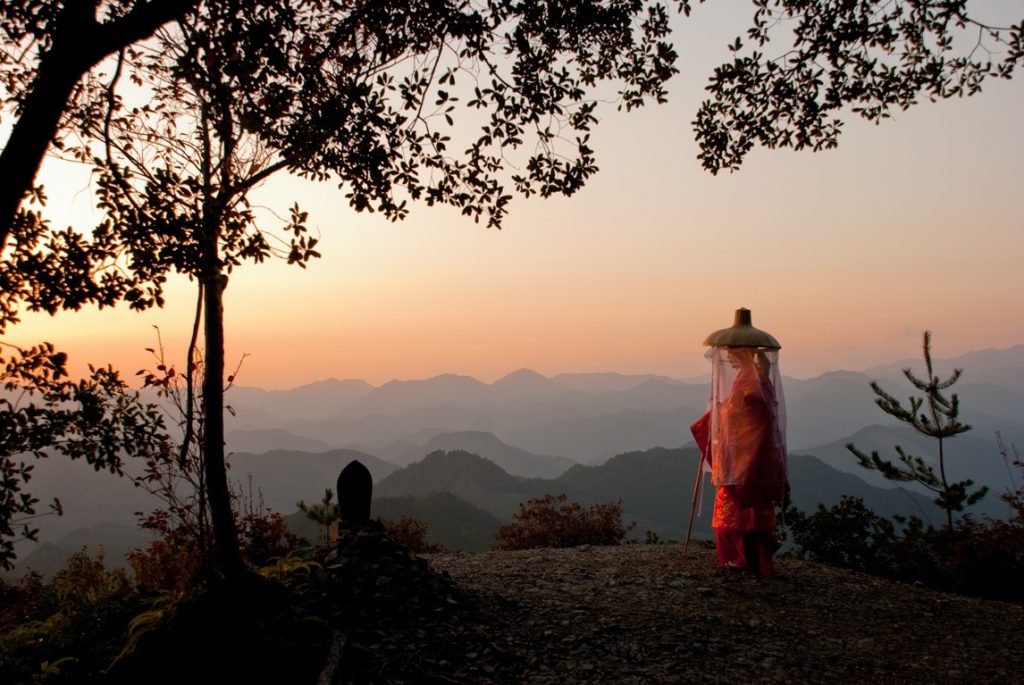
313 520 511 684
314 458 512 682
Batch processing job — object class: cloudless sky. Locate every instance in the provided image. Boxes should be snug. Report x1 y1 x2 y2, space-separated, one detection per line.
8 3 1024 388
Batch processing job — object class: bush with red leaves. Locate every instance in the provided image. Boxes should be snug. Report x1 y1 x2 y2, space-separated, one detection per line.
383 515 442 554
493 493 635 551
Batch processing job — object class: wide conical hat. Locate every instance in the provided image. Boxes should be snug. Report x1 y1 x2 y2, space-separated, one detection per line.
703 308 781 349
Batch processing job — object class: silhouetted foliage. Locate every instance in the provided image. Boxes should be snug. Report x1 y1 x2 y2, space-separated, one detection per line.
785 494 1024 603
2 0 678 334
108 573 327 685
494 493 635 550
0 341 167 570
846 331 987 529
0 547 145 684
695 0 1024 173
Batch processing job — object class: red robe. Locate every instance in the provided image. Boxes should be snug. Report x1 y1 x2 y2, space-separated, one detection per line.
691 365 785 577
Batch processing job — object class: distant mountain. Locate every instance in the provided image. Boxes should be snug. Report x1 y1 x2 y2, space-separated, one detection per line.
222 401 288 432
6 543 68 580
9 522 149 580
11 448 399 577
505 408 693 464
557 447 944 537
864 343 1024 388
376 450 549 519
588 378 707 414
953 382 1024 427
394 431 576 478
551 372 683 393
227 428 335 454
282 404 488 447
374 446 946 542
371 492 504 551
554 447 701 536
15 455 158 542
206 345 1024 465
231 448 398 514
341 374 491 416
781 371 883 450
491 369 573 400
230 378 374 421
15 344 1023 554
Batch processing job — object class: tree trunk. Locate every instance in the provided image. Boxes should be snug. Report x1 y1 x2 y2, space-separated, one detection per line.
200 237 245 577
0 35 92 249
938 437 953 530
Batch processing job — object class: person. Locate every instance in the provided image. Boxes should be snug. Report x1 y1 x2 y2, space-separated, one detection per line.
691 346 788 577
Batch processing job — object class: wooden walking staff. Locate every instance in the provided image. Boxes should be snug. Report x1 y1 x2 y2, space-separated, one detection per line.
683 447 705 554
683 307 783 555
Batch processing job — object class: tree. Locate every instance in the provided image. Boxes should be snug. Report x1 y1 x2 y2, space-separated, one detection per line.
5 2 1023 237
0 0 200 248
694 0 1024 173
34 0 677 577
0 1 200 571
298 489 340 545
0 341 166 570
847 331 987 529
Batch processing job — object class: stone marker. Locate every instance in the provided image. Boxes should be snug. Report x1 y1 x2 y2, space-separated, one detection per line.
338 459 373 523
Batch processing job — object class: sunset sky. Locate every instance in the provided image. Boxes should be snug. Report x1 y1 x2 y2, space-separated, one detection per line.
8 4 1024 389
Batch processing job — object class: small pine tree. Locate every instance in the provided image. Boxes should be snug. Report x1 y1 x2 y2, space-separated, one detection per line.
846 331 987 529
297 489 340 544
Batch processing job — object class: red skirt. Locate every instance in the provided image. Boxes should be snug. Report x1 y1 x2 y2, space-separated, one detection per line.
712 486 778 578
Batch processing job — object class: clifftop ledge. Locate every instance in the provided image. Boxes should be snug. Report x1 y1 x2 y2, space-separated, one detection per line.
418 544 1020 684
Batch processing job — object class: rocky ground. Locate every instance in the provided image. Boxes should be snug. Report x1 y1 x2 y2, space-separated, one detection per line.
338 541 1023 684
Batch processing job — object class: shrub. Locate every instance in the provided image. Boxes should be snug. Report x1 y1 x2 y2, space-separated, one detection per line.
128 531 203 596
0 548 145 684
943 516 1024 602
784 496 1024 603
784 495 899 574
493 493 635 551
383 515 441 554
238 507 302 568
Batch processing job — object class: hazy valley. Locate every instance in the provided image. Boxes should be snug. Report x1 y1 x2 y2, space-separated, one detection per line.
10 343 1024 577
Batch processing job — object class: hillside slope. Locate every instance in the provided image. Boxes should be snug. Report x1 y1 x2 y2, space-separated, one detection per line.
376 447 944 543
